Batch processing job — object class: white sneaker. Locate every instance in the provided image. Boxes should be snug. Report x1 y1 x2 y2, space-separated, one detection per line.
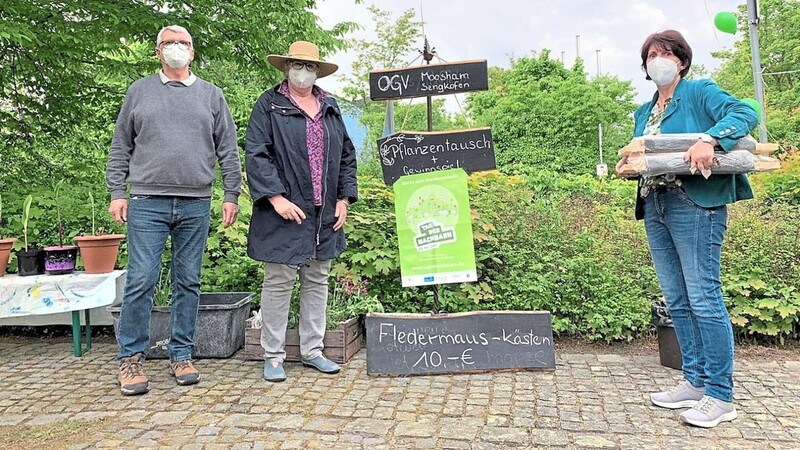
680 395 737 428
650 380 705 409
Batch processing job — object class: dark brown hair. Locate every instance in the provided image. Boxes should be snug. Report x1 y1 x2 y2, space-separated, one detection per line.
640 29 693 80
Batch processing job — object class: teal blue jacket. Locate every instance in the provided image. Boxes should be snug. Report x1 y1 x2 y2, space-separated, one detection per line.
633 78 759 212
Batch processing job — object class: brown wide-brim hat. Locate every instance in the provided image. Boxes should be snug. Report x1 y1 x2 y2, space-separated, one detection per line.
267 40 338 78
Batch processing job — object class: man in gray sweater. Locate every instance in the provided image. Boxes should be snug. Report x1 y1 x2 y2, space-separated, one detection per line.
106 25 242 396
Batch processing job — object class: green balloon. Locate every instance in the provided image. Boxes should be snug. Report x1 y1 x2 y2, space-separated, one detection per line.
741 97 761 120
715 12 737 34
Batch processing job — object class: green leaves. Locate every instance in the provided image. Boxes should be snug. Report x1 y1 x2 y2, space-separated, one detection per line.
22 194 32 251
468 51 635 175
1 0 354 146
723 273 800 341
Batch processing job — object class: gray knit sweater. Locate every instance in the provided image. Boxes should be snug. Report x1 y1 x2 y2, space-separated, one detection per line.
106 74 242 203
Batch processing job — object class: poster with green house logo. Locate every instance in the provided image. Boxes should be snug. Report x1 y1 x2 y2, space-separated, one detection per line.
393 168 477 287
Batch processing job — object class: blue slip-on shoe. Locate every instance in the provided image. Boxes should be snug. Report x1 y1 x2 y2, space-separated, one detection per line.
301 355 340 374
263 359 286 382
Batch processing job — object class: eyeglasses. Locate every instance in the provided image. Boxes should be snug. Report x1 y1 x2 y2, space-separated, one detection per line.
288 60 319 72
160 40 192 49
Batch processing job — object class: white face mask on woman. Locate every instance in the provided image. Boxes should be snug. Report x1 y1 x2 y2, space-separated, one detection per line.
161 43 192 69
647 57 680 86
288 68 317 89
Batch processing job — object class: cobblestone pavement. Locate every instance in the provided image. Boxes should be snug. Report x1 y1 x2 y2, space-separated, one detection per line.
1 337 798 449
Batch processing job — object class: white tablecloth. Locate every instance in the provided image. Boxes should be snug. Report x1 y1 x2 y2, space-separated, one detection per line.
0 270 126 318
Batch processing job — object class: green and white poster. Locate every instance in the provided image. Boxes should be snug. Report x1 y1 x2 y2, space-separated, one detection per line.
393 168 477 287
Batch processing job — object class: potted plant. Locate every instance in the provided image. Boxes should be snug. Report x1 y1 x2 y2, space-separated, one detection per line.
73 192 125 274
44 180 78 275
16 194 45 276
0 194 18 277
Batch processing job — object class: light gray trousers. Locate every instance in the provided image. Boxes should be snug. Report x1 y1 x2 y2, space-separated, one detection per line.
260 260 331 363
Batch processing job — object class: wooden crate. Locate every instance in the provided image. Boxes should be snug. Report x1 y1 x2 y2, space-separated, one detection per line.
244 315 364 363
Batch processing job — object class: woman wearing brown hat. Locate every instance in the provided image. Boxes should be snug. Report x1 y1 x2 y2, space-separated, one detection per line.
245 41 358 382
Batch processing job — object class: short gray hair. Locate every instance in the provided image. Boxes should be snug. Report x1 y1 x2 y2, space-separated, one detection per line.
156 25 193 47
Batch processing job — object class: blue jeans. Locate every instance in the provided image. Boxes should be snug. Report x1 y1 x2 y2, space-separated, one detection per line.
117 196 211 362
644 187 734 402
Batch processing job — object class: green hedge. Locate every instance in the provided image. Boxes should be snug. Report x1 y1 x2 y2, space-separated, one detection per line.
334 168 800 343
3 158 798 343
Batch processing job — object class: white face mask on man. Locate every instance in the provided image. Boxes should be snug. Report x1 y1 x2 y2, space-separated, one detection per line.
161 43 192 69
647 57 680 86
288 68 317 89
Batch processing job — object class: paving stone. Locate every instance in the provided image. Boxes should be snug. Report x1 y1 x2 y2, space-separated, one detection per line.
395 421 437 437
573 432 618 448
479 426 530 445
0 413 29 426
342 418 394 436
531 428 570 446
438 417 483 440
150 411 189 425
26 413 70 425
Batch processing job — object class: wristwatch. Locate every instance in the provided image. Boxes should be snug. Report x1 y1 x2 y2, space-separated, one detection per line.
698 134 716 145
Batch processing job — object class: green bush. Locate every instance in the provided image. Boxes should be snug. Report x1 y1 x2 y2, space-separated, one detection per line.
3 130 797 343
334 169 800 343
334 171 656 341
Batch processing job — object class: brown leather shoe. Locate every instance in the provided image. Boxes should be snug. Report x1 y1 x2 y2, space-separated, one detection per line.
170 359 200 386
119 353 149 396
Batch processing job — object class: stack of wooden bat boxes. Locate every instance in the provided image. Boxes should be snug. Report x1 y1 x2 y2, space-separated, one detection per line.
618 133 780 178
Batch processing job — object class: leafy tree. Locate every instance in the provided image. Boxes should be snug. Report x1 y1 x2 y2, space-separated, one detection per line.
712 0 800 145
468 51 636 175
0 0 356 146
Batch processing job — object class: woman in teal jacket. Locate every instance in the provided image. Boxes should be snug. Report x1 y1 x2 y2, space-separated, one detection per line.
616 29 758 429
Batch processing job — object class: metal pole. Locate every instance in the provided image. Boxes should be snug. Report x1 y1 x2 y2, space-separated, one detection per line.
561 51 565 65
599 123 603 164
575 35 580 63
747 0 768 142
596 49 601 76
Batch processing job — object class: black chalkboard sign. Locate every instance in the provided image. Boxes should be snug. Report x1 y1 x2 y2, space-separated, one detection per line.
369 60 489 101
366 311 556 376
377 128 496 185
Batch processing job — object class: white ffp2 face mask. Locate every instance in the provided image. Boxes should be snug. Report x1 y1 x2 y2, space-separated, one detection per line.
647 57 679 86
288 68 317 89
161 44 192 69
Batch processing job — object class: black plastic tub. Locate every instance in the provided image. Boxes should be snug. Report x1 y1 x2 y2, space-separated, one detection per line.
657 325 682 370
108 292 254 359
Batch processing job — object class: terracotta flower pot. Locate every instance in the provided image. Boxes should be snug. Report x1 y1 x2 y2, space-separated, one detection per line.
0 237 17 277
74 234 125 274
44 245 79 275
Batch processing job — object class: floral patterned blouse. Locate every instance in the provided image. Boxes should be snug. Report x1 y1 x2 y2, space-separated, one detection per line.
278 81 327 206
640 98 681 198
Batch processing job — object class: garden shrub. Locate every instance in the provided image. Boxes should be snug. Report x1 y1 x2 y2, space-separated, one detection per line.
334 168 800 343
3 137 798 343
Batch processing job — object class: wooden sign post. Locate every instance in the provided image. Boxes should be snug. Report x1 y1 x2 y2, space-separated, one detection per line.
365 47 555 378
